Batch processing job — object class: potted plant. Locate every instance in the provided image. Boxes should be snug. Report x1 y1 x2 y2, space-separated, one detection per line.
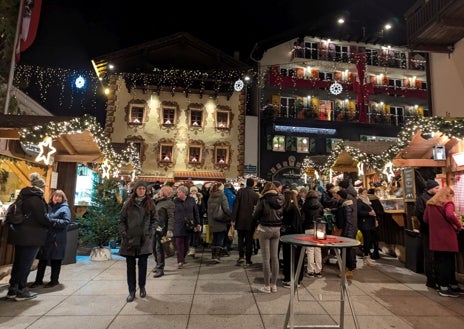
78 177 123 261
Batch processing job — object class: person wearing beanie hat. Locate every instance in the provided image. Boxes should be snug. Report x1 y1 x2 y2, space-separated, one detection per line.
426 179 439 191
415 178 441 289
7 172 52 301
118 180 156 302
30 172 46 189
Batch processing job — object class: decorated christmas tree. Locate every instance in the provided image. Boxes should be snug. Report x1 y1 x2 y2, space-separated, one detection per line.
78 176 123 249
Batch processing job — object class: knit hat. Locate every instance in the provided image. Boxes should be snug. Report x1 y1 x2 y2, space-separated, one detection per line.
133 181 147 190
30 172 45 188
425 179 439 190
337 189 348 199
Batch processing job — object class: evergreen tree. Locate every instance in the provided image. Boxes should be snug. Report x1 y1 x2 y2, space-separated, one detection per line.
78 176 123 248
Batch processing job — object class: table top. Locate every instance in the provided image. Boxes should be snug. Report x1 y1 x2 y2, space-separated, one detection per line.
280 234 360 248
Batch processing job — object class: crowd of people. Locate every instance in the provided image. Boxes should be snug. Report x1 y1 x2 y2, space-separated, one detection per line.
5 174 463 303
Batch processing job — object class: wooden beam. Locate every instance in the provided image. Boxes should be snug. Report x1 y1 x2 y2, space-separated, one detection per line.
58 135 77 155
53 154 103 163
0 130 20 139
392 159 446 167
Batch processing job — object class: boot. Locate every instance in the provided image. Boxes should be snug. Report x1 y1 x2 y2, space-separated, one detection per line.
211 247 221 263
220 247 230 257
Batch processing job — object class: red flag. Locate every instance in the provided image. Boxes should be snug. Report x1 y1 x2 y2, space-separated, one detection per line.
16 0 42 62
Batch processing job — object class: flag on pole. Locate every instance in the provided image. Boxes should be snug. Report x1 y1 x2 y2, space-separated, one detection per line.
15 0 42 62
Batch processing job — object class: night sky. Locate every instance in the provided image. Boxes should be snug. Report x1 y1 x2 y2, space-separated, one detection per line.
17 0 417 121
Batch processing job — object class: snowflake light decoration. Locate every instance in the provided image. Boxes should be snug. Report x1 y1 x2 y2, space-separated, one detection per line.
329 82 343 95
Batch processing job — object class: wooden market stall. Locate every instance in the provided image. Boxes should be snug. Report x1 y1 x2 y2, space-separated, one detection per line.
0 114 107 268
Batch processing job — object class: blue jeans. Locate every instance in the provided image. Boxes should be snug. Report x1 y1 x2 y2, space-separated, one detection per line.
212 230 226 248
258 226 280 287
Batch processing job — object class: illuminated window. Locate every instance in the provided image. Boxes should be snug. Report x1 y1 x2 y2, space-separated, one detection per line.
297 137 309 153
160 144 173 162
216 111 229 129
215 147 229 164
190 109 203 127
163 108 176 125
272 136 285 152
188 146 202 163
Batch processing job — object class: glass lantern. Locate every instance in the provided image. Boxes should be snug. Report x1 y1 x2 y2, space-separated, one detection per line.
313 219 327 240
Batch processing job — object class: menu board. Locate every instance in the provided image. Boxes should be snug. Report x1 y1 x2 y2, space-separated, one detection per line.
403 167 415 200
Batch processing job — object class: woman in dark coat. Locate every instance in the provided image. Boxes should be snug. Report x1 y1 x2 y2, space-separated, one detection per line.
357 188 378 266
173 185 201 269
31 190 72 288
7 172 51 301
207 183 231 263
118 181 156 302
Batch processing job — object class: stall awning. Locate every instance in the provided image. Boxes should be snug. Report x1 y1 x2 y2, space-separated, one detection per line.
137 176 174 183
174 171 225 181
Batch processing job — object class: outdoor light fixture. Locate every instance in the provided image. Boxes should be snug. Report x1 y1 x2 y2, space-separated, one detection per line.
432 145 446 160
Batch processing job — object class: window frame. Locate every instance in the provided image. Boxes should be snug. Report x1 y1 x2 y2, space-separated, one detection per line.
160 143 174 163
272 135 286 152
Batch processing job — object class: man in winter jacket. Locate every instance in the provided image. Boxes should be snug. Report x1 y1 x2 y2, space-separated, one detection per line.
7 173 51 301
231 178 259 266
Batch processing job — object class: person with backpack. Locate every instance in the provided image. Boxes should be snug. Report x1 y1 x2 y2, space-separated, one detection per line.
6 172 52 301
30 190 72 288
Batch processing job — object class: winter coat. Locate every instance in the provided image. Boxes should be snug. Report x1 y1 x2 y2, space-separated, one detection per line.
302 197 323 230
207 190 232 233
335 198 357 239
224 188 236 211
37 201 72 260
253 190 284 227
118 196 156 257
155 197 175 235
415 191 433 234
231 186 260 231
281 202 303 235
424 201 462 252
173 196 200 237
7 186 51 246
357 199 376 230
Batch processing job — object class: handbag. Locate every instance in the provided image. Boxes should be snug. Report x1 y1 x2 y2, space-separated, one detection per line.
160 236 175 258
184 217 196 232
204 224 213 244
227 224 235 241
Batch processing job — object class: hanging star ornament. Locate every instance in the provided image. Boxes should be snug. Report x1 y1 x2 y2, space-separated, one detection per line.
357 162 364 177
35 136 56 165
382 161 395 181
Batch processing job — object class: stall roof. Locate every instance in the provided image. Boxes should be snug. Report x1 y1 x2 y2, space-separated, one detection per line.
332 141 395 172
392 130 459 167
0 114 104 163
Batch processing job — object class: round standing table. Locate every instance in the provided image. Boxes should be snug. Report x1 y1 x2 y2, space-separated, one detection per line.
280 234 361 329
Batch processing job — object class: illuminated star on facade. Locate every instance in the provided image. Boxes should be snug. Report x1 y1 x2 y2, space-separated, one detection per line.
35 136 56 165
101 159 111 179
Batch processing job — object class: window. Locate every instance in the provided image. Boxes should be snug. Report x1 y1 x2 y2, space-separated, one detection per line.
388 79 402 88
188 146 202 163
272 136 285 152
160 144 173 162
304 42 318 59
190 110 202 127
365 49 379 66
389 106 404 126
297 137 310 153
129 105 144 125
335 45 349 62
280 97 296 118
216 111 229 129
163 108 176 126
124 137 146 163
318 72 333 80
215 147 229 164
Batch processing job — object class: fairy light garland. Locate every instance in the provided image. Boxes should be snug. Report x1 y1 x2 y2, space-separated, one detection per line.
18 115 141 177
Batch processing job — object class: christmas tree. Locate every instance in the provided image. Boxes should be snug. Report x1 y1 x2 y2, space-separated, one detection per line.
78 177 123 248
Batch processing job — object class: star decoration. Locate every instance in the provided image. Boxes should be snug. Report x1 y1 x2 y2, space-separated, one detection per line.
357 162 364 177
101 159 111 179
35 136 56 165
382 161 395 181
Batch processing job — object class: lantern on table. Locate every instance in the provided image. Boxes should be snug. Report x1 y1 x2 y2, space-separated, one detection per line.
313 218 327 240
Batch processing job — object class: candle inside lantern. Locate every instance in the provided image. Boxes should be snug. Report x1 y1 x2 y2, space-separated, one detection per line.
316 230 325 239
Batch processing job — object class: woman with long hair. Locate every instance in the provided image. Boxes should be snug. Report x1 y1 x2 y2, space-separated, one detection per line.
424 186 463 297
118 181 156 302
253 182 284 293
281 189 304 288
30 190 71 288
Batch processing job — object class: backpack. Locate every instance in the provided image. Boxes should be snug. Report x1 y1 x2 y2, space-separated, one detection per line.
5 196 29 225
